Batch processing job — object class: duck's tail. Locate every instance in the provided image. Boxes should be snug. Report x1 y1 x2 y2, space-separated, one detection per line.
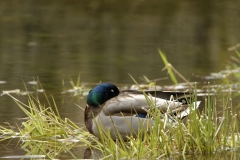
167 101 201 122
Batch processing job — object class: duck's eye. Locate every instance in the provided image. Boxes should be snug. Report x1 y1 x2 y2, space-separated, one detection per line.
89 90 92 93
111 89 114 92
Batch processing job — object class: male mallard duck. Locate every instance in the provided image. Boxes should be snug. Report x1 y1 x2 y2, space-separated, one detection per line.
84 83 200 140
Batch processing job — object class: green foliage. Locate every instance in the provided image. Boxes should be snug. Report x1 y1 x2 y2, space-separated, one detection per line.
159 49 194 89
91 76 239 159
0 51 240 159
0 81 92 159
159 49 178 84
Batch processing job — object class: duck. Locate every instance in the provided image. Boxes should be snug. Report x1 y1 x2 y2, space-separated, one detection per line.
84 83 201 140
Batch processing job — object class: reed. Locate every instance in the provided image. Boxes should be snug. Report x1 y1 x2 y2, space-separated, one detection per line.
0 50 239 159
86 50 240 159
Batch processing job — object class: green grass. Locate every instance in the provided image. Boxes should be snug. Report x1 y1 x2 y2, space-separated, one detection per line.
90 84 239 159
1 81 94 159
84 50 240 158
0 50 239 159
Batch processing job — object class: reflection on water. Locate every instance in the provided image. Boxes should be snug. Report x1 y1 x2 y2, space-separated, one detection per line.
0 1 238 84
0 0 240 158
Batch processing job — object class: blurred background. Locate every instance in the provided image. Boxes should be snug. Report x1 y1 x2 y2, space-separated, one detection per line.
0 0 240 158
1 0 239 86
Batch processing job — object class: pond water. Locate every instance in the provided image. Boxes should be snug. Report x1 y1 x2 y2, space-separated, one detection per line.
0 0 240 159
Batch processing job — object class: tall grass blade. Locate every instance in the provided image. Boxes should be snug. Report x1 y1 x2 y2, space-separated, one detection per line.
159 49 178 84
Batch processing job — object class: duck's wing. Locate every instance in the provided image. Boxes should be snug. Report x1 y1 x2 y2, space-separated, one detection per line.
146 91 192 102
121 90 194 106
102 91 184 116
92 112 155 140
176 101 201 119
123 90 192 100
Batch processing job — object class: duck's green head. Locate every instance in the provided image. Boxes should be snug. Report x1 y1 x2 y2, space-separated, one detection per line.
87 83 120 107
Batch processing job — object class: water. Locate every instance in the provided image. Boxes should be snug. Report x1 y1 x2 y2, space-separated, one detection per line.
0 0 240 159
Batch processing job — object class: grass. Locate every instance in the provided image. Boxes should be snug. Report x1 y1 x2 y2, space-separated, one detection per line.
0 82 93 159
91 82 239 159
85 50 240 158
0 49 240 159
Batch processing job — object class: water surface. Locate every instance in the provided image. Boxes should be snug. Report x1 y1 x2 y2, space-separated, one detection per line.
0 0 239 158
